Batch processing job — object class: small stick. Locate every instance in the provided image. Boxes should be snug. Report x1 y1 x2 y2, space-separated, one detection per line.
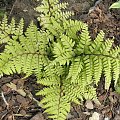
1 91 9 107
13 114 31 117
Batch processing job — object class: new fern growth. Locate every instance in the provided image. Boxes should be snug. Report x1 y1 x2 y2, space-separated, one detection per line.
0 0 120 119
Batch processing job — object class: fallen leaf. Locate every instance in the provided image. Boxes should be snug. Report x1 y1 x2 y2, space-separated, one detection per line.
104 117 109 120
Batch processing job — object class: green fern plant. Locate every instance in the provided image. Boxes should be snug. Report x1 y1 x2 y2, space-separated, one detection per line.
0 0 120 119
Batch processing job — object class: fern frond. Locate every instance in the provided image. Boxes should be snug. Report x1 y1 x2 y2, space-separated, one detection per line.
83 86 97 100
100 39 113 54
110 46 120 58
36 0 73 29
76 24 91 54
44 63 64 78
111 59 120 86
63 20 83 40
0 16 24 43
0 21 49 77
83 55 93 83
0 15 8 31
0 15 13 43
67 57 83 82
102 57 112 89
89 31 105 54
36 84 71 120
37 76 60 86
60 34 75 51
63 79 97 102
7 18 16 35
45 17 64 36
93 56 102 85
53 35 74 65
14 18 24 37
63 80 84 103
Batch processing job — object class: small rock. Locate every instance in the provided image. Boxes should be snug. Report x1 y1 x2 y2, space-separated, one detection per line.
89 112 100 120
85 100 94 109
104 117 109 120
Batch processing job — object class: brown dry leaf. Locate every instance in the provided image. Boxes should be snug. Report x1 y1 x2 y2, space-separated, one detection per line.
6 82 26 97
85 100 94 109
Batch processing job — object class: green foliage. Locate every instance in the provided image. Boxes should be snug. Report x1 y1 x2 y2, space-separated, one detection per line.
109 1 120 9
0 0 120 119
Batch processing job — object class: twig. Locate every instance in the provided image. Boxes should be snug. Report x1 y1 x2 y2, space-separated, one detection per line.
13 114 31 117
28 92 43 107
1 91 9 107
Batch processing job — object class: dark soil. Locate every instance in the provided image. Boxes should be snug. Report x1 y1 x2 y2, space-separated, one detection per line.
0 0 120 120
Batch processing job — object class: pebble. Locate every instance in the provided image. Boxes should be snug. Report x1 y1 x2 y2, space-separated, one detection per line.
89 112 100 120
85 100 94 109
104 118 109 120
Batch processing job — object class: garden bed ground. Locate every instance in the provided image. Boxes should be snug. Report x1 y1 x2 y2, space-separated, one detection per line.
0 0 120 120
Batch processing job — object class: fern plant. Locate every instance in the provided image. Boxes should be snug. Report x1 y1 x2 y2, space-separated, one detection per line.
0 0 120 119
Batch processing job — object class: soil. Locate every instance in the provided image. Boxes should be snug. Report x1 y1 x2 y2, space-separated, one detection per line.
0 0 120 120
